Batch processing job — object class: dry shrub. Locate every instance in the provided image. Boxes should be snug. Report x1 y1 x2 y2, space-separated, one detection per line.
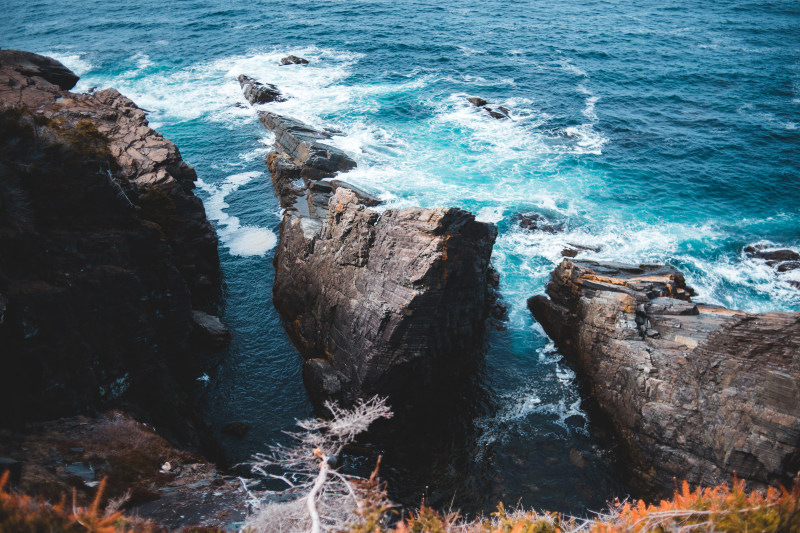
0 471 160 532
351 477 800 533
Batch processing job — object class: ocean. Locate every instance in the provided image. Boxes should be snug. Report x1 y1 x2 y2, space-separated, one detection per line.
4 0 799 515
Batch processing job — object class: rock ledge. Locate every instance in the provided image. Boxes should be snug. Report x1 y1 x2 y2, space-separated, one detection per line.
529 259 800 493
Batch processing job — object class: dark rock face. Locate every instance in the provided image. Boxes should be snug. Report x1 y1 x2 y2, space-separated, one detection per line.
0 51 225 448
280 55 310 65
529 259 800 494
274 188 497 409
745 245 800 264
237 74 286 105
464 96 510 119
244 88 497 410
744 244 800 290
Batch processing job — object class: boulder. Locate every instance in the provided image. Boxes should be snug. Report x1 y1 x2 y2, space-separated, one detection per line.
529 259 800 495
329 179 382 207
237 74 286 105
467 96 487 107
280 55 309 65
249 88 498 411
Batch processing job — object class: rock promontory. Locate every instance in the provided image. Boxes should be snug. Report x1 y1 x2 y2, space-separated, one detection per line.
0 50 225 447
529 259 800 494
242 81 498 410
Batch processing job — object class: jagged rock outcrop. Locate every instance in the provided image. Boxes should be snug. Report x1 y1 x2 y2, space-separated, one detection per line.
280 55 309 65
465 95 510 120
744 244 800 289
237 74 286 105
260 111 356 178
275 188 497 409
243 86 497 409
0 50 225 447
529 259 800 494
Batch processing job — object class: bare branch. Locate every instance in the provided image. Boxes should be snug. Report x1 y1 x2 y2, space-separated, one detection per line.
244 396 393 533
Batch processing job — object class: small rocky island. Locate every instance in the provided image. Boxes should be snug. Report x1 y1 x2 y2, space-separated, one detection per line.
529 259 800 495
238 82 499 410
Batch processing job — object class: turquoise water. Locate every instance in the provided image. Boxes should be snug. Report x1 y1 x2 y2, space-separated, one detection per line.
4 0 799 515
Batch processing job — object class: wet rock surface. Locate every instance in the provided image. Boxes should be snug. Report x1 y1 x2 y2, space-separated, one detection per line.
280 55 309 65
259 110 357 178
246 85 498 411
465 95 510 119
0 50 225 447
529 259 800 495
237 74 286 105
744 243 800 289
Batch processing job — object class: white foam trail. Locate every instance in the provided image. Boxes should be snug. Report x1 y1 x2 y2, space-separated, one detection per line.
197 172 277 257
476 206 505 223
560 59 588 77
456 45 484 56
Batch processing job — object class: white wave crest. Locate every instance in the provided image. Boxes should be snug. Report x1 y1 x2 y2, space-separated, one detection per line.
197 172 277 257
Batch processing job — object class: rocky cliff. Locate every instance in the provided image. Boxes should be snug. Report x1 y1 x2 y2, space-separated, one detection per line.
529 259 800 493
0 50 225 447
244 87 497 410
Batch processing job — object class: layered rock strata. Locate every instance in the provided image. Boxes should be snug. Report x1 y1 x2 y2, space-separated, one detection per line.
0 50 225 447
529 259 800 493
238 74 286 105
247 92 497 409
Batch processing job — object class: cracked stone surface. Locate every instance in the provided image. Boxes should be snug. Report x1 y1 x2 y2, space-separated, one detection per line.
529 259 800 495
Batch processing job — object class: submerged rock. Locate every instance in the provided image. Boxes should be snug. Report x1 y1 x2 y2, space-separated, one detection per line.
529 259 800 494
191 310 231 349
237 74 287 104
516 212 565 233
280 55 310 65
466 96 510 119
486 106 510 120
744 243 800 290
220 421 251 438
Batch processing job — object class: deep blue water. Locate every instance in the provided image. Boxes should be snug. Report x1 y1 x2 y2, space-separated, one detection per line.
4 0 799 516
